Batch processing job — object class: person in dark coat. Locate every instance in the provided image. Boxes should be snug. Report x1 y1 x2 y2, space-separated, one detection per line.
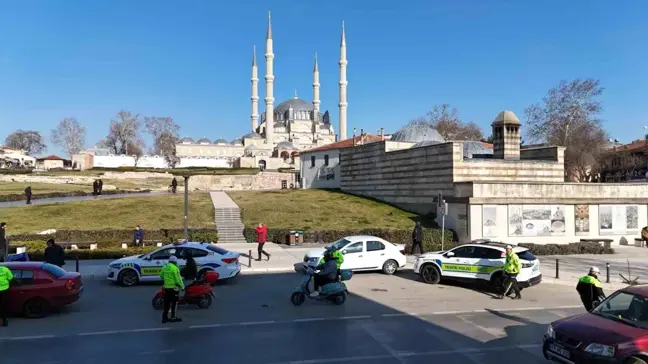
133 225 145 246
44 239 65 267
24 186 32 205
98 179 103 195
92 180 98 195
411 221 424 255
171 178 178 194
0 223 7 263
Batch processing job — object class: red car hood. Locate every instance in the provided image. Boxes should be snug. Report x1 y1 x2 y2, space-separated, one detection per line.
555 313 648 345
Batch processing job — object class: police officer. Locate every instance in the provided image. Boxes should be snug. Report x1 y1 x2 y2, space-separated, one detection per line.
0 259 14 327
500 245 522 300
159 255 184 323
577 266 605 311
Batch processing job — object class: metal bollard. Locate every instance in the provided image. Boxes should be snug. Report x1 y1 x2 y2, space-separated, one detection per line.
75 256 80 273
555 259 560 279
606 263 610 283
249 249 252 267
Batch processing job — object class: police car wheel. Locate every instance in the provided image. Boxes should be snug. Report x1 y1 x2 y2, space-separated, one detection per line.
421 265 440 284
625 356 648 364
118 269 139 287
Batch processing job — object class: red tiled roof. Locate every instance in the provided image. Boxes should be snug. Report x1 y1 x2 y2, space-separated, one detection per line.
38 155 65 161
302 134 384 153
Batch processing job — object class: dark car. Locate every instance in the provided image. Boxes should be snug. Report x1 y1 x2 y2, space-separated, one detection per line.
543 285 648 363
1 262 83 318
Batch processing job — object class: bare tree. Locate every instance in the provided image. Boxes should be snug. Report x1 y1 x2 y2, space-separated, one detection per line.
144 117 180 157
103 110 143 154
51 118 86 157
4 130 47 155
414 104 484 140
525 78 608 181
126 141 144 166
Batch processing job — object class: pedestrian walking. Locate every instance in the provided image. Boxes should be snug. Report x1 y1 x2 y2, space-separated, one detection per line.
0 222 7 263
98 179 103 195
500 245 522 300
24 186 32 205
0 261 14 327
44 239 65 267
160 256 183 323
411 221 424 255
133 225 145 246
92 180 98 195
171 178 178 194
254 223 271 261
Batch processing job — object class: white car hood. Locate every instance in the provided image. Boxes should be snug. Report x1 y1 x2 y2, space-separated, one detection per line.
305 248 327 259
110 254 143 264
418 251 446 259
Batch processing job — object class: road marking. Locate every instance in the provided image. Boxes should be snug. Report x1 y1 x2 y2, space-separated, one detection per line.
360 321 406 364
0 305 584 341
265 344 543 364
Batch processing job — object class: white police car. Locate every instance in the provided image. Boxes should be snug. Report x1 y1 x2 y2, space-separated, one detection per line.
107 241 241 286
413 241 541 289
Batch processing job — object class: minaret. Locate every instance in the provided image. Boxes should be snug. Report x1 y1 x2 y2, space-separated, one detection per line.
313 53 320 119
338 21 348 141
264 11 275 144
250 45 259 131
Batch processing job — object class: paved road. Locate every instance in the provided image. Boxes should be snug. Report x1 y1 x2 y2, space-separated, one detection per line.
0 271 584 363
0 191 169 208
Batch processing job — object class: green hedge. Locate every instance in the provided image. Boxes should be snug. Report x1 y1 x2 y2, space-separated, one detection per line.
8 228 219 244
0 189 152 202
0 168 33 175
519 242 614 255
27 246 157 260
243 227 456 252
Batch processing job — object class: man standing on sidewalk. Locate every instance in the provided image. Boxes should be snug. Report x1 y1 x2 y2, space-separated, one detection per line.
255 223 271 261
411 221 424 255
0 223 7 262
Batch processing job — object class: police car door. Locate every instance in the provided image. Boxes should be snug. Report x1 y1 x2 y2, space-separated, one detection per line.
473 247 503 281
443 246 479 279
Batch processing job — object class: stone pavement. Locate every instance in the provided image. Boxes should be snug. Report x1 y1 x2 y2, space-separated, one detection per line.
0 191 170 208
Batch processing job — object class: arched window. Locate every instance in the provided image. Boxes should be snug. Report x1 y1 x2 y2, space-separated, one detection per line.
280 151 290 159
258 160 267 171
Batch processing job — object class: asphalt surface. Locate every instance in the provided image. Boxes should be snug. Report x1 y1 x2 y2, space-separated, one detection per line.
0 191 169 208
0 271 586 363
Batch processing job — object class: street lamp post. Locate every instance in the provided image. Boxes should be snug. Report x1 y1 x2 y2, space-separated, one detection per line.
184 176 189 241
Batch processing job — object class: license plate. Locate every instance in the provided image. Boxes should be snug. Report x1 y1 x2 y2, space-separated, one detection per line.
549 344 570 358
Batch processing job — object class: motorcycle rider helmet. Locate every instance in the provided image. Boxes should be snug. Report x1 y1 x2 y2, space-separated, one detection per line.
168 255 178 264
323 250 334 261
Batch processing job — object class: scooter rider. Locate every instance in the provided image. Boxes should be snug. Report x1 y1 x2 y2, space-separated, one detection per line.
577 266 605 311
160 255 184 323
310 250 338 297
180 249 198 288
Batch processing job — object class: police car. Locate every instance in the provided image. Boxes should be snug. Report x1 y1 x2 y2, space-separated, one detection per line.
107 241 241 286
413 240 542 289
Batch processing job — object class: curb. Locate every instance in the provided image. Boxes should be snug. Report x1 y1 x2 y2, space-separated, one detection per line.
541 277 629 291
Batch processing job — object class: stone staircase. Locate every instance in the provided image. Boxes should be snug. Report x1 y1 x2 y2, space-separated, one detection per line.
210 191 248 244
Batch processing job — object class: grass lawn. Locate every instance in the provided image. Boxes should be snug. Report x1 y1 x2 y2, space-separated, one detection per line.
228 189 422 230
0 193 215 234
0 182 92 195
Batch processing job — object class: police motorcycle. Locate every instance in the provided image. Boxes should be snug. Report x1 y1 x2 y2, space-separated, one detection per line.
291 264 352 306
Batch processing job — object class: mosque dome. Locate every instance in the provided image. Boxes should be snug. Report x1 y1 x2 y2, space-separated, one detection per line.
275 98 314 114
462 141 493 158
213 138 228 145
391 122 445 144
244 145 258 151
230 139 243 145
197 138 211 144
412 140 443 148
493 110 521 125
276 141 297 149
273 122 286 128
243 132 263 139
181 137 194 143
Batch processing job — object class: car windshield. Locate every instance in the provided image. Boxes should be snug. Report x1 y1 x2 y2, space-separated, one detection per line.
592 291 648 329
328 238 352 251
41 263 67 278
206 245 228 256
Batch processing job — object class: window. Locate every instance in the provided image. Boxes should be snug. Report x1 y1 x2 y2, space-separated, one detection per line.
42 263 67 278
150 248 176 260
343 242 363 254
477 247 503 259
517 251 537 261
329 238 351 251
594 292 648 328
10 269 35 284
366 241 385 252
449 246 477 258
206 245 229 256
324 155 329 166
190 248 209 258
310 156 315 167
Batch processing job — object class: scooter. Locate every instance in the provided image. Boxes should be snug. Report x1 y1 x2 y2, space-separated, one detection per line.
291 267 352 306
152 271 219 310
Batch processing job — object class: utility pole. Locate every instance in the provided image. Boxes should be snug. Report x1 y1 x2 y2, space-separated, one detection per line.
184 176 189 241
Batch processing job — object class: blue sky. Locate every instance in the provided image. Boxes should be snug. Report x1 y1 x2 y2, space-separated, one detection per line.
1 0 647 156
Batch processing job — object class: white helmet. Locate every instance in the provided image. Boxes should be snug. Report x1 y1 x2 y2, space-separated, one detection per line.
590 266 600 274
168 255 178 264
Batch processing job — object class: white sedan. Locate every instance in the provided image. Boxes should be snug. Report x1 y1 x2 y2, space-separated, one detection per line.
107 241 241 286
303 236 407 275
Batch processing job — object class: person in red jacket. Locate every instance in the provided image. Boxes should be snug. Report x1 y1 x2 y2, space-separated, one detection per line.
254 223 271 261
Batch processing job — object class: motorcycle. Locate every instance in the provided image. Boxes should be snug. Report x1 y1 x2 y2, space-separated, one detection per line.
152 271 219 310
291 267 352 306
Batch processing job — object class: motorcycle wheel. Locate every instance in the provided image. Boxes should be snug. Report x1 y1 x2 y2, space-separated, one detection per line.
333 292 346 306
152 296 164 310
196 294 212 309
291 292 306 306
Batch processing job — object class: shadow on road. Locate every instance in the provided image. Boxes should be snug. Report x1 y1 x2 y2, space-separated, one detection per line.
392 268 502 298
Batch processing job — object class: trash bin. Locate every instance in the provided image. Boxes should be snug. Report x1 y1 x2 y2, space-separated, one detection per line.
286 230 305 245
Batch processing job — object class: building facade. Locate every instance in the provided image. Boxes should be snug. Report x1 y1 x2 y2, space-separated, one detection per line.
175 12 349 171
340 110 648 245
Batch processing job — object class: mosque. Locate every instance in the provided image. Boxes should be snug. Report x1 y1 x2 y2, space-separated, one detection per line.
175 12 348 171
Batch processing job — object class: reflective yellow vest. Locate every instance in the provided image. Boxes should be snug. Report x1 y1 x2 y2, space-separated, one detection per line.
0 266 14 291
503 251 521 274
159 263 184 290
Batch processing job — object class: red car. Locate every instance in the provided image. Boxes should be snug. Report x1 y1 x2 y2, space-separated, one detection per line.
543 284 648 363
1 262 83 318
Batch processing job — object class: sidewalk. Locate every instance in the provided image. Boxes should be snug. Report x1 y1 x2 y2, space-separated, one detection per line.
73 243 648 291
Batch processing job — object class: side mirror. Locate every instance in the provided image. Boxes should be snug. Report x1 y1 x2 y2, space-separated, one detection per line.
341 250 348 255
446 251 455 257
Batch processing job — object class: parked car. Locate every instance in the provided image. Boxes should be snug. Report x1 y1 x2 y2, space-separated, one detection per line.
413 241 541 289
302 236 407 275
543 285 648 363
1 262 83 318
107 241 241 286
